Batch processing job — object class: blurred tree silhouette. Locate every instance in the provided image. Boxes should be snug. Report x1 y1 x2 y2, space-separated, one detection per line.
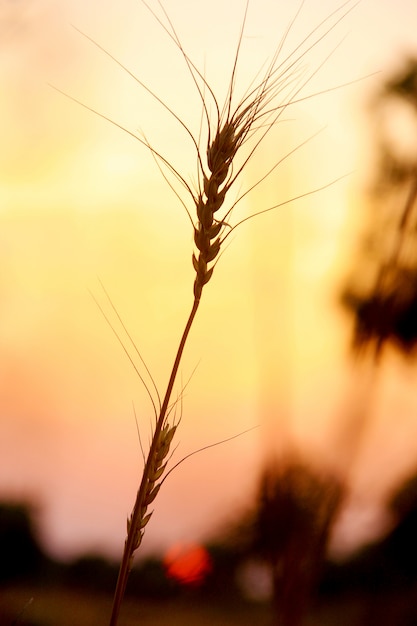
65 554 118 594
384 468 417 584
0 502 46 583
319 467 417 626
254 459 343 626
342 57 417 359
222 457 344 626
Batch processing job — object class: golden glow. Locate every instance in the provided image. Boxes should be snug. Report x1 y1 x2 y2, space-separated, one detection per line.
1 0 417 559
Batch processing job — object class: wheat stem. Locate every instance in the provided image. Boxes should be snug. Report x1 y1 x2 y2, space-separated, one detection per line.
109 295 200 626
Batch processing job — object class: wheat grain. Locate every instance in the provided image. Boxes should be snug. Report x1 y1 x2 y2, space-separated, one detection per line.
124 422 177 572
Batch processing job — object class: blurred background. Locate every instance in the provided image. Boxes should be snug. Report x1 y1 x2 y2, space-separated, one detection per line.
2 0 417 623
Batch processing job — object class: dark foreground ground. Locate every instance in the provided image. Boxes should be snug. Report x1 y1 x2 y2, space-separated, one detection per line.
2 583 417 626
2 584 272 626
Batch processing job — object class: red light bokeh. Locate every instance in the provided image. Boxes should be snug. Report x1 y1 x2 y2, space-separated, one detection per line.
163 542 212 586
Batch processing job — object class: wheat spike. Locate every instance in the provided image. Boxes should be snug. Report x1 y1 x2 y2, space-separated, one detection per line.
98 2 359 623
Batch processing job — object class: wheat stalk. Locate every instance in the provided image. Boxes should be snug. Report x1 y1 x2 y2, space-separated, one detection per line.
61 1 360 623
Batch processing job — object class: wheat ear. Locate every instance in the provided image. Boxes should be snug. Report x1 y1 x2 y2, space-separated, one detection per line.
101 1 360 623
109 114 237 624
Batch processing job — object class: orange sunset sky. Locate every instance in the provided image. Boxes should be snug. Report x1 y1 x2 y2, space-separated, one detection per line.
2 0 417 561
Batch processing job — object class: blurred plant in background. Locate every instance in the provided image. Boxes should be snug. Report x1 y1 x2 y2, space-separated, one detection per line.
255 459 343 626
216 57 417 626
342 57 417 359
222 456 344 626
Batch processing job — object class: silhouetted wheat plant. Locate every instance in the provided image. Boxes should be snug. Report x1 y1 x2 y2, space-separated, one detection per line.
59 1 359 623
